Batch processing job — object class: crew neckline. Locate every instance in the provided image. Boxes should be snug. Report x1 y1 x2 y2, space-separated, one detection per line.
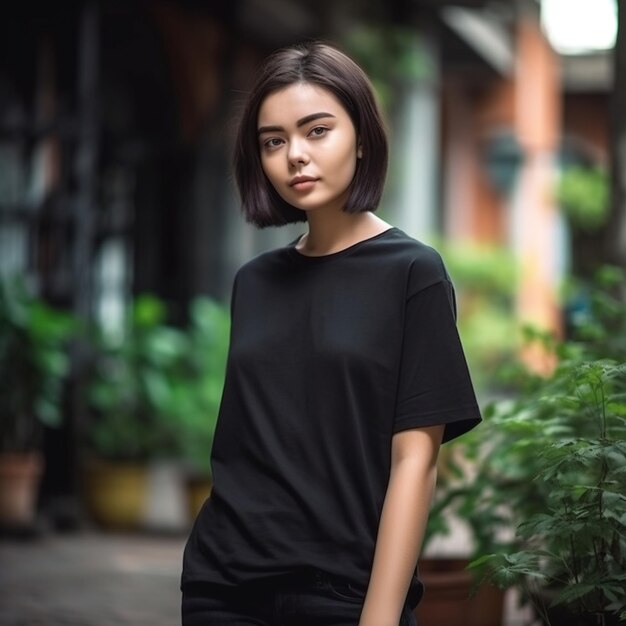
287 227 399 263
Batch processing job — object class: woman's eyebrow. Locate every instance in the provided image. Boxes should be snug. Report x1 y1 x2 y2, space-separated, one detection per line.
257 112 336 135
296 112 335 127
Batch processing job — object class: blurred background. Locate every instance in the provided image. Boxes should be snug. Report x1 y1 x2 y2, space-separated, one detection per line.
1 0 624 625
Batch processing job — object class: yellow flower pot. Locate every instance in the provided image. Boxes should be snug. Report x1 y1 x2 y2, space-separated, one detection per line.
82 459 148 530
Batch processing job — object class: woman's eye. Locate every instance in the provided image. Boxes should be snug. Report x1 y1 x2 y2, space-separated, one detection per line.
309 126 328 138
263 138 283 149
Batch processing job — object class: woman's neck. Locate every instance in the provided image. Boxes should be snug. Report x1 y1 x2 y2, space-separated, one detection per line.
296 211 393 257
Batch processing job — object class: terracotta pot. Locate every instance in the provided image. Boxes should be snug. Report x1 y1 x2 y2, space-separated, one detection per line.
82 459 148 530
185 475 212 522
415 558 504 626
0 452 44 527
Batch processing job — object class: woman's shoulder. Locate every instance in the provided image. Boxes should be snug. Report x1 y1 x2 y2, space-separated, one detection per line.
385 228 450 291
231 241 292 282
388 228 444 264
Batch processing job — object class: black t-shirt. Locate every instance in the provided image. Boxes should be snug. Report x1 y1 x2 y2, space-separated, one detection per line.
181 227 481 608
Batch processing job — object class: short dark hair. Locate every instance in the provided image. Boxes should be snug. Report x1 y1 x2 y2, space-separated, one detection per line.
233 41 389 228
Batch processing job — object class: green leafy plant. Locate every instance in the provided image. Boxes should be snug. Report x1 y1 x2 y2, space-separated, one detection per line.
441 241 518 393
0 276 77 452
86 294 188 461
464 267 626 625
85 293 230 472
472 360 626 625
166 296 230 478
562 265 626 363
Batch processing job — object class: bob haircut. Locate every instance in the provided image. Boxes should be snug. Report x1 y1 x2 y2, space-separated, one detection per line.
234 41 389 228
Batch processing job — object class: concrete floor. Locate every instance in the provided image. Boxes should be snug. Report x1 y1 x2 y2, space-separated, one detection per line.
0 532 186 626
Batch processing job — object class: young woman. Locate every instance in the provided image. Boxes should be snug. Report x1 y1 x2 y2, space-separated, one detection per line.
181 41 481 626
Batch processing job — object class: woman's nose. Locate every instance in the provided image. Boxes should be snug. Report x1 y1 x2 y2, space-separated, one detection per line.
287 139 310 166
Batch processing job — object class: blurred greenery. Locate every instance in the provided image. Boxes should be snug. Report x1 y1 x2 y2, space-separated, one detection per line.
561 265 626 361
168 296 230 477
85 293 230 473
422 240 518 548
557 166 610 232
440 240 519 394
86 294 187 461
342 24 430 114
0 276 78 452
471 359 626 623
429 266 626 623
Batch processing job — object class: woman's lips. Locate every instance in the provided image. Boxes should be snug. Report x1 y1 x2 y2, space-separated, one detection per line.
291 179 317 191
289 175 319 191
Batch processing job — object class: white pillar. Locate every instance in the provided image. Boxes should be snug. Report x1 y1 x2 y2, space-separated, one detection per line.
389 32 440 242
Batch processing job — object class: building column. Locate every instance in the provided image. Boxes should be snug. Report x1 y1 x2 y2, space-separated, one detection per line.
511 2 562 371
391 31 440 241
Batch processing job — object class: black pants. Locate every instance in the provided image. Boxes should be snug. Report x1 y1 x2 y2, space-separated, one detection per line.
181 569 418 626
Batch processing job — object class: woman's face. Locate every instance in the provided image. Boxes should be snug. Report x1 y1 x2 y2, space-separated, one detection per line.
257 82 361 215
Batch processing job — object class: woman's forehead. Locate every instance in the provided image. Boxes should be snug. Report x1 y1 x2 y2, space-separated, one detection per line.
258 83 348 127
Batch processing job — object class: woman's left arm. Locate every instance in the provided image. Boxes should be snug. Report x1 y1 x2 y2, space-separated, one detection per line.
358 424 445 626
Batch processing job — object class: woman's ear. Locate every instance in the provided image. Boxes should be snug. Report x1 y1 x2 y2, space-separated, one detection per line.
357 144 363 159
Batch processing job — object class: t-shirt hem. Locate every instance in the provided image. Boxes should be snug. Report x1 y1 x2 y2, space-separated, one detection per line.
182 571 427 607
181 564 373 592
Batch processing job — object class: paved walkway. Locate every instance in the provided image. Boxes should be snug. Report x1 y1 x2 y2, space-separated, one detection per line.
0 531 186 626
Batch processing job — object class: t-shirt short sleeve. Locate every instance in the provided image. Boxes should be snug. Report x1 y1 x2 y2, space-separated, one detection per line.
394 279 481 443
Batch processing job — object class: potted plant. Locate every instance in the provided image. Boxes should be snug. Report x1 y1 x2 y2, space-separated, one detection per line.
82 293 187 529
466 267 626 626
0 276 77 530
416 266 626 626
168 295 230 521
471 359 626 626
